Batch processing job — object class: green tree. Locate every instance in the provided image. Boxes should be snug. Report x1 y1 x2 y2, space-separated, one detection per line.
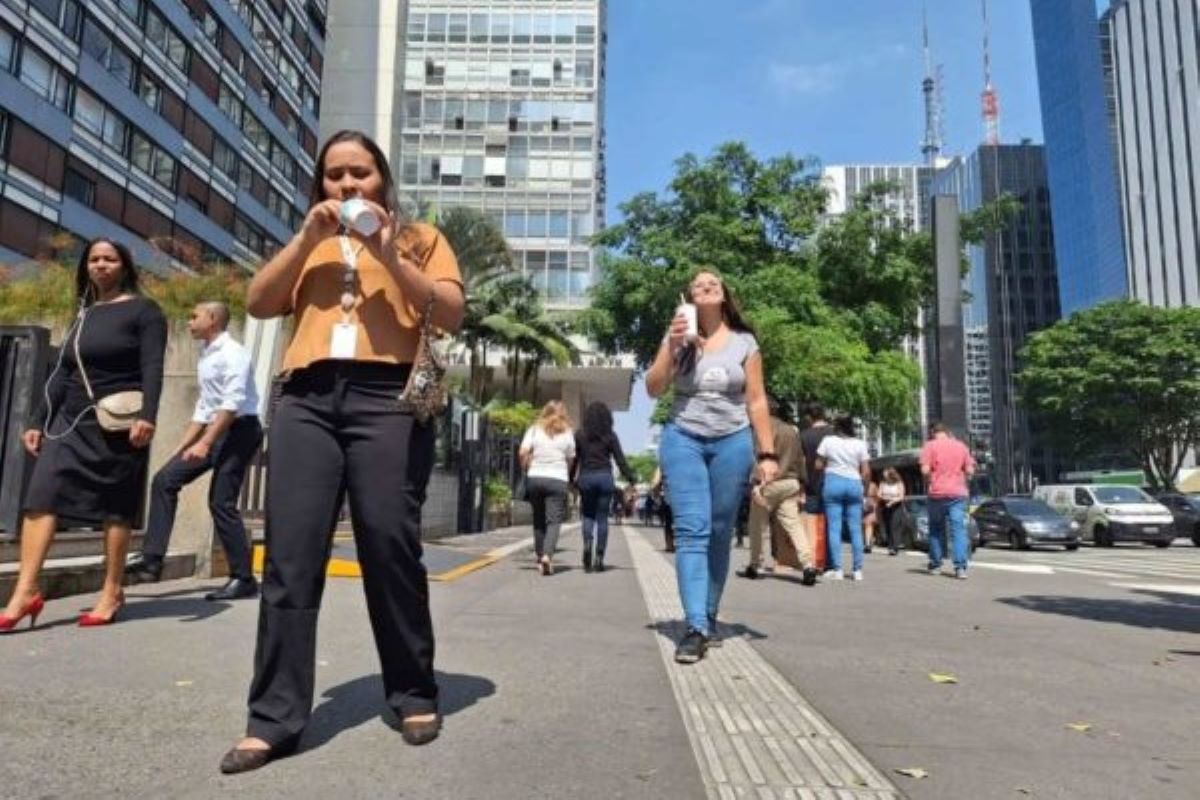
583 142 927 430
1018 300 1200 490
625 453 659 484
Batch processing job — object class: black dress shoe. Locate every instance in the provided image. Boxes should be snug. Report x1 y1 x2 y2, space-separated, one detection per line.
219 745 273 774
737 565 761 580
400 714 442 746
205 577 259 601
124 554 163 584
593 556 605 573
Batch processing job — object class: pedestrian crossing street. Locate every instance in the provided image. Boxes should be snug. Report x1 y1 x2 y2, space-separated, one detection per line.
969 541 1200 585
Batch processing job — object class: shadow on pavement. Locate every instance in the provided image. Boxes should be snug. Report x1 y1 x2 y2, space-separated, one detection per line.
997 589 1200 634
645 619 768 647
120 596 233 623
300 670 496 753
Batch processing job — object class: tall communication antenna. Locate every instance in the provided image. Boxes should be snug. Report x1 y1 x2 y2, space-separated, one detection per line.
981 0 1000 145
920 5 943 166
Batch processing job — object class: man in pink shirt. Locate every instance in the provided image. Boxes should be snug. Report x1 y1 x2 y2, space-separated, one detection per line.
919 423 976 579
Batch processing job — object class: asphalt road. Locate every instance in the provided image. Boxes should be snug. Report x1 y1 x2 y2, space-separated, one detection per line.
1 527 1197 799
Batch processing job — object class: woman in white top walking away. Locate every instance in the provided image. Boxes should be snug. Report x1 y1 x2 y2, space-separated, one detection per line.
816 416 871 580
519 401 576 575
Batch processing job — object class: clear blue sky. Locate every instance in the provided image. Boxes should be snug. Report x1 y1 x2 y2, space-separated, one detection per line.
606 0 1048 452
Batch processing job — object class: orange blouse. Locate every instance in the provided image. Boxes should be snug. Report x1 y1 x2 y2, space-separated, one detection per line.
280 222 462 372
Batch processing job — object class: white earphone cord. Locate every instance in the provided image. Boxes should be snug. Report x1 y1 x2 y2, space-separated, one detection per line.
41 304 95 441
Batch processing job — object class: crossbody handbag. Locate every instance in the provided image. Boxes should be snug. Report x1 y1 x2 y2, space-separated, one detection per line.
396 287 449 424
73 307 144 432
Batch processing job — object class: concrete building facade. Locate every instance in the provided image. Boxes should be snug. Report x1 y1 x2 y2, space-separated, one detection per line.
1104 0 1200 308
0 0 325 270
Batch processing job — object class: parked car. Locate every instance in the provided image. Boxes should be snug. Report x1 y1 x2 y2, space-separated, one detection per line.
1033 484 1174 547
1153 493 1200 545
973 496 1079 550
895 495 980 553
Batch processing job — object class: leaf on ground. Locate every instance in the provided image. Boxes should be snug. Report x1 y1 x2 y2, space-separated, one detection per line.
928 672 958 684
1065 722 1092 732
174 680 194 687
1016 788 1033 795
894 767 929 779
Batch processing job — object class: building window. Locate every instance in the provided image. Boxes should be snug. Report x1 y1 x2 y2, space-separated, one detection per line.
30 0 82 39
218 82 243 126
81 19 134 88
144 7 189 71
19 47 71 110
213 137 239 180
116 0 140 22
63 167 96 206
130 131 177 191
136 69 161 113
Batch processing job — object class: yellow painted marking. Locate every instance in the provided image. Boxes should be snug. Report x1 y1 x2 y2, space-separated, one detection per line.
253 545 500 582
430 555 500 582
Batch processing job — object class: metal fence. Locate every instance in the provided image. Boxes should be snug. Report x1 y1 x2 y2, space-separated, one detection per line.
0 327 49 535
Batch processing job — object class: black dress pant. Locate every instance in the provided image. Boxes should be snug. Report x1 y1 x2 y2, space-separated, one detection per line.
142 416 263 578
246 362 437 749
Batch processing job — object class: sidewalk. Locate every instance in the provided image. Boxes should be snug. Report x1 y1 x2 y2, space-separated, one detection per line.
3 523 1197 799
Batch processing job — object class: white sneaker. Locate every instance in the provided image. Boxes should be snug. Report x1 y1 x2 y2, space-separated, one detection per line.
826 569 844 581
852 570 864 581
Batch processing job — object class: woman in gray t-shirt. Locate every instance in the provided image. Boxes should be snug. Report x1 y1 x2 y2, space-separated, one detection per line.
645 270 777 665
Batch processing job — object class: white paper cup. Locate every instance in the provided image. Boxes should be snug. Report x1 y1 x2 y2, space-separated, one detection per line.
676 302 698 340
339 198 381 236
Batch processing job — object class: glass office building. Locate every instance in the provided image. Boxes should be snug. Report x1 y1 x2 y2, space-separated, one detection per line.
933 145 1063 494
1030 0 1127 315
398 0 606 308
0 0 325 270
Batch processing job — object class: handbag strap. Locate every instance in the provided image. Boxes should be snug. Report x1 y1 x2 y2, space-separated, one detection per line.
72 308 97 403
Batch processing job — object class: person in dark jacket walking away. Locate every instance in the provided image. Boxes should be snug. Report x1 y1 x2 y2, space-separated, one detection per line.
573 401 637 572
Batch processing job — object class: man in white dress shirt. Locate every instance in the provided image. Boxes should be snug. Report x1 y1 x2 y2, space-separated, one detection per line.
126 302 263 600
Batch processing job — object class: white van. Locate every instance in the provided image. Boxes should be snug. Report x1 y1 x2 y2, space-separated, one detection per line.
1032 484 1175 547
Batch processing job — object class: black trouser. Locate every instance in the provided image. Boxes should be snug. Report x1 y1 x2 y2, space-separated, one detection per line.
245 362 437 750
142 416 263 579
881 503 903 551
526 476 568 558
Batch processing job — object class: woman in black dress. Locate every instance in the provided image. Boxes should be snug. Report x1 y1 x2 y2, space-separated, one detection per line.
0 239 166 631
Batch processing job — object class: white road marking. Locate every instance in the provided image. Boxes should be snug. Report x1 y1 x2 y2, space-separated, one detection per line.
625 526 901 799
1109 582 1200 596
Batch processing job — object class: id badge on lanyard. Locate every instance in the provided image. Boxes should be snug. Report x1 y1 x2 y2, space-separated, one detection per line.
331 235 362 359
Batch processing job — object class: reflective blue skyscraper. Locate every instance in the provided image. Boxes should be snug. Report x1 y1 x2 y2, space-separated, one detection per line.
1030 0 1128 315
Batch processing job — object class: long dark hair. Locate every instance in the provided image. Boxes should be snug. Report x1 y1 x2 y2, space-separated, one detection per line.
834 414 858 437
75 238 139 308
676 268 756 374
580 401 616 445
309 130 401 216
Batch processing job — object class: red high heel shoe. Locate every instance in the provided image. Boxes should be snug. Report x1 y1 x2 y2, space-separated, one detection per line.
0 594 45 632
78 592 124 627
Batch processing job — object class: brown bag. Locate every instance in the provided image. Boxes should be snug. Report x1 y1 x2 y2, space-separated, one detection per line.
74 310 143 432
397 289 448 424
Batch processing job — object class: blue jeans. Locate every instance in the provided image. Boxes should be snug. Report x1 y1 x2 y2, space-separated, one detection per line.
659 424 754 634
928 497 969 570
822 474 864 572
578 470 616 557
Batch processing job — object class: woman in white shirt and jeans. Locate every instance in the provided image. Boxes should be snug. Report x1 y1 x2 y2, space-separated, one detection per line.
520 401 576 575
816 415 871 581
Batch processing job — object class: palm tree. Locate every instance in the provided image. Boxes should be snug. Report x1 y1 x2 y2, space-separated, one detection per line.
437 207 517 403
436 206 581 403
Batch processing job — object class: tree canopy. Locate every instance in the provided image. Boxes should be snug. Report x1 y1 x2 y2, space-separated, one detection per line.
1018 300 1200 490
582 142 928 430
